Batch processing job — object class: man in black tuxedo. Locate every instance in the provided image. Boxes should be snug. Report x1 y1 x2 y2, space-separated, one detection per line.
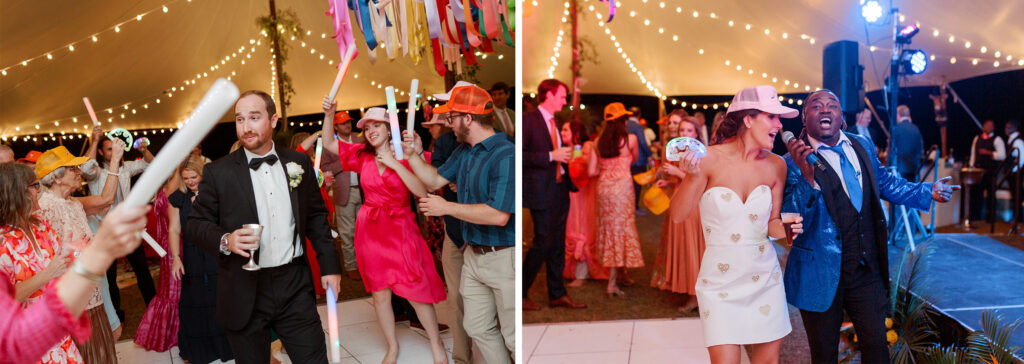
522 79 587 310
187 90 342 364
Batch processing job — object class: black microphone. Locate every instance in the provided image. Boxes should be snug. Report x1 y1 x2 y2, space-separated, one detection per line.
782 131 827 171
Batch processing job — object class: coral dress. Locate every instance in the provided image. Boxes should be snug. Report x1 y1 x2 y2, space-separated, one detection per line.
134 190 181 352
595 150 644 268
337 141 446 304
564 142 608 280
0 221 84 364
651 184 706 294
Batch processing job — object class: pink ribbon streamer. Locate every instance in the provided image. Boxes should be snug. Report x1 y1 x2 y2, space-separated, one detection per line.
327 0 360 62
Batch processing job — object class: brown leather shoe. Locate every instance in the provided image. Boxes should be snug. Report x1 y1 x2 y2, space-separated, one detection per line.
346 270 361 281
523 298 542 311
549 296 587 309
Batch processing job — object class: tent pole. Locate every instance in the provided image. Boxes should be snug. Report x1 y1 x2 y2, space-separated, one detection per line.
269 0 290 132
569 0 581 119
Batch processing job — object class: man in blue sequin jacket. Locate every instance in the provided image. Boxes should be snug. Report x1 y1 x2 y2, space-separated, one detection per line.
781 90 959 363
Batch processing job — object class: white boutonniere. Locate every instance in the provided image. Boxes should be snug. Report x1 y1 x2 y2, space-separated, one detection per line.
286 162 303 189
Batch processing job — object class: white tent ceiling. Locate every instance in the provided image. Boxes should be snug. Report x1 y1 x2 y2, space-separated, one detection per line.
523 0 1024 99
0 0 514 139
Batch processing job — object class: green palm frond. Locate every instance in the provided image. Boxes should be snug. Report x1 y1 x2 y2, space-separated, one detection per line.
980 310 1024 364
922 344 968 364
962 331 994 363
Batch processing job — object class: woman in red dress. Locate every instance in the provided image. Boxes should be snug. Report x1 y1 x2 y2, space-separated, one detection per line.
321 100 448 364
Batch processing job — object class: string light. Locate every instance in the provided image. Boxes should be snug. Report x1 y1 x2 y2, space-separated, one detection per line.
5 37 257 139
1 0 190 76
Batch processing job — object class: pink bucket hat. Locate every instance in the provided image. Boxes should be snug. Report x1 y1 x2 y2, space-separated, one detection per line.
356 107 389 129
725 85 799 119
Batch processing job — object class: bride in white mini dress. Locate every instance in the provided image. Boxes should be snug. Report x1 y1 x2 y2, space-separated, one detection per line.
665 85 803 364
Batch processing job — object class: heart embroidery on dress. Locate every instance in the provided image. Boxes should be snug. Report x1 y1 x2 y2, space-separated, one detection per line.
731 233 741 242
702 278 709 285
752 275 760 282
704 226 712 235
758 244 766 254
771 272 780 282
721 193 732 202
748 214 758 223
718 292 729 299
701 310 710 319
759 304 771 316
718 263 730 273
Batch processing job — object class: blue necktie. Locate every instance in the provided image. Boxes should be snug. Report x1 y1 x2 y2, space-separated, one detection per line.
822 144 863 212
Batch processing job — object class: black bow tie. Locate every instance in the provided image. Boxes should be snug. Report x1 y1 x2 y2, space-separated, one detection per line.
249 154 279 170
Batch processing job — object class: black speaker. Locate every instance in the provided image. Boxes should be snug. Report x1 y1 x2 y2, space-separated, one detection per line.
822 40 864 113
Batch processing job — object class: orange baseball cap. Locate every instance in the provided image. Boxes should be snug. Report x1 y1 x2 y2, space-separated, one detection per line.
35 146 89 179
604 102 632 121
432 85 494 115
334 112 353 124
18 150 42 163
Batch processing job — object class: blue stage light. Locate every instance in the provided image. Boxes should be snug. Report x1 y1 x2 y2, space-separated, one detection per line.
862 1 883 23
902 49 928 74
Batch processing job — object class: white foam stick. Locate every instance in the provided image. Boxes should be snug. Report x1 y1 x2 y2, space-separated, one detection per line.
140 230 167 257
385 86 404 160
406 79 418 134
82 97 100 126
327 46 358 101
122 79 240 256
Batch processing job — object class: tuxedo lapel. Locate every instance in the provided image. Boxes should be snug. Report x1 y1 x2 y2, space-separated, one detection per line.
233 149 259 219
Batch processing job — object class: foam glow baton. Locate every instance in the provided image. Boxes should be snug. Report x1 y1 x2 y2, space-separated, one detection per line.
122 79 240 256
314 137 324 187
327 46 358 101
82 97 100 126
406 79 419 135
326 285 341 362
385 86 404 160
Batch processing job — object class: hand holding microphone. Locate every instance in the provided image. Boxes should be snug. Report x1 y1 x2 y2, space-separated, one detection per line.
782 131 825 184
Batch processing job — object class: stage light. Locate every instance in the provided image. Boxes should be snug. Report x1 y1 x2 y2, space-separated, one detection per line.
901 49 927 74
897 24 920 43
862 1 883 23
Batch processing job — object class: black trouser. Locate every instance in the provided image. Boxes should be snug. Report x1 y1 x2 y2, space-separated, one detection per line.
800 264 889 364
105 243 157 321
523 196 570 301
226 261 327 364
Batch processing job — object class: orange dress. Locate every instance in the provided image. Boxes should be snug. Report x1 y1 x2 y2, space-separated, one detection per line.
564 142 608 280
651 184 706 294
595 151 645 268
0 220 84 364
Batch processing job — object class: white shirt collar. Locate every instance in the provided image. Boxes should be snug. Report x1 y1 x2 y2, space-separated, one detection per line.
807 132 852 152
243 142 279 162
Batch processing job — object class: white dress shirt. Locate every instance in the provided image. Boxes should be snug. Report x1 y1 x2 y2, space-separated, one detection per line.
808 133 864 199
244 146 302 268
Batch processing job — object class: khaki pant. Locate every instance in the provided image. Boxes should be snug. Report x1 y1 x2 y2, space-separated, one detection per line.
461 246 515 364
334 187 362 271
442 234 472 364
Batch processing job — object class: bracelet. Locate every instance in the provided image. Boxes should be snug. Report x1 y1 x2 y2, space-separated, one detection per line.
105 170 120 176
70 261 104 282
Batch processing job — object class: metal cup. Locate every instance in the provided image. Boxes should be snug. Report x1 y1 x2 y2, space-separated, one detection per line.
241 223 263 271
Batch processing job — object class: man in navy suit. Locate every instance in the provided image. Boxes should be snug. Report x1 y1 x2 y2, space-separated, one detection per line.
782 90 958 363
522 79 587 310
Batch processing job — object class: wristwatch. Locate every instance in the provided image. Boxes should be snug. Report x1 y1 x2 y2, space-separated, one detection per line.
219 233 231 255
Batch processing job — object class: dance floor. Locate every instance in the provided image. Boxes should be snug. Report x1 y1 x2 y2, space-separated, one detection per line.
523 318 751 364
888 233 1024 359
114 296 482 363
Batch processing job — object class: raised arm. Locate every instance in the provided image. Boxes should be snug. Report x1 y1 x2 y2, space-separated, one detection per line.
379 147 428 198
669 151 710 224
77 140 124 215
320 97 339 156
403 131 450 191
298 131 322 153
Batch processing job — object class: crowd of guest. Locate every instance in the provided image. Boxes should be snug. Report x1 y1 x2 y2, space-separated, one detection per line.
0 80 514 364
